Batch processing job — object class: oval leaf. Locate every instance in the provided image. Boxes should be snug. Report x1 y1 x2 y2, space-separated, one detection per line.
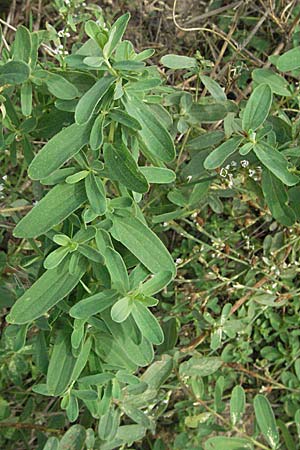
104 142 149 193
69 290 119 320
29 122 91 180
6 256 86 324
123 96 175 162
253 142 299 186
204 136 243 170
75 76 115 125
277 46 300 72
13 182 87 238
242 84 272 131
230 385 246 425
131 302 164 345
160 54 197 69
110 214 176 275
47 330 76 396
0 60 30 85
254 394 279 449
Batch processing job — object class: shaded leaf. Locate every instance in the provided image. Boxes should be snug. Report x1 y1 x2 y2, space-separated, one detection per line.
13 182 87 238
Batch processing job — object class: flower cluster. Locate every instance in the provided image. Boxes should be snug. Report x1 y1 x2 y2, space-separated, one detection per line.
220 160 262 187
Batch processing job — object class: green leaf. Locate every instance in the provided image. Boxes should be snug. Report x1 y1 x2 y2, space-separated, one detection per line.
126 78 161 92
277 419 297 450
262 170 295 226
157 318 178 354
13 25 32 62
122 404 151 427
205 437 254 450
139 271 173 296
78 373 114 386
139 167 175 184
58 425 86 450
53 234 72 246
44 246 70 270
21 81 32 116
6 256 86 324
34 70 79 100
40 168 77 185
253 142 299 186
108 109 141 130
111 214 176 275
47 330 76 396
254 394 279 449
103 246 130 293
160 54 197 69
0 60 30 86
204 136 243 170
252 69 290 96
75 76 115 125
188 103 227 123
77 244 103 263
29 122 91 180
72 390 98 401
116 424 146 445
179 356 223 377
112 60 145 71
123 96 175 162
242 84 272 131
13 182 87 238
200 75 227 102
66 170 89 184
85 21 107 48
98 406 120 441
89 114 104 151
66 395 79 423
230 385 246 425
131 301 164 345
71 336 92 382
104 142 149 193
103 13 130 59
69 289 119 320
186 131 225 151
277 46 300 72
43 437 59 450
85 173 107 215
111 296 133 323
141 354 173 390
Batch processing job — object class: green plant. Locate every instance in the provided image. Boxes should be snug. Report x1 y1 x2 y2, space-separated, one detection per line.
1 11 178 448
2 3 300 449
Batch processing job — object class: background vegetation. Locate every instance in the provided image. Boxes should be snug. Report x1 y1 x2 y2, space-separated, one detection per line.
1 1 300 449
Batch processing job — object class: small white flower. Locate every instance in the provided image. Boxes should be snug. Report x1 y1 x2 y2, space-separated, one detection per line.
241 160 249 168
0 184 4 192
231 161 237 167
225 164 230 170
176 258 183 264
220 168 228 178
248 169 255 177
65 32 71 37
187 175 192 182
2 175 7 181
58 29 65 37
163 222 168 227
58 44 64 49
